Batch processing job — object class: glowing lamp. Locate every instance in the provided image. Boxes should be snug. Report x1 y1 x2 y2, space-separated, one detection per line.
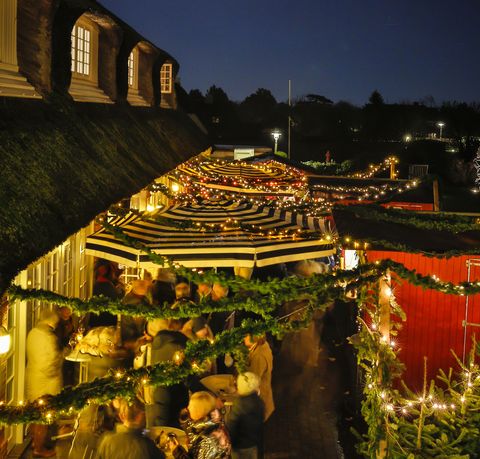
271 129 282 154
0 327 11 355
171 182 180 192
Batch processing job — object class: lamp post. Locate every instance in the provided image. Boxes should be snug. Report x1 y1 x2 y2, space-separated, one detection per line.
437 122 445 140
271 130 281 155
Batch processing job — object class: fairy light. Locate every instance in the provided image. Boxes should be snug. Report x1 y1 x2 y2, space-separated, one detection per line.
173 351 184 365
191 362 201 372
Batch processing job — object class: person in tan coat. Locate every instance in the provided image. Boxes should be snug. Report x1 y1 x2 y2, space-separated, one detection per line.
244 334 274 421
26 309 64 457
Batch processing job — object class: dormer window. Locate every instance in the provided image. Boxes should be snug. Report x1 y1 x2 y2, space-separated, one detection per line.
69 16 112 103
71 25 91 76
160 63 172 93
128 52 135 87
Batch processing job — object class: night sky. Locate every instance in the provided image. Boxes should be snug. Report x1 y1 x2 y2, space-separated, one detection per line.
101 0 479 105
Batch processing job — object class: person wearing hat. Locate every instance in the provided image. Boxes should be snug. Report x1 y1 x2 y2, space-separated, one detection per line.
226 372 265 459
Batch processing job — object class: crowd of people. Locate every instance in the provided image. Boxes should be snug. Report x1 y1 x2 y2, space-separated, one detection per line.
25 260 282 458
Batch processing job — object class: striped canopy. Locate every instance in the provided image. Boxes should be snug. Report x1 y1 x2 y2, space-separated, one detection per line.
86 201 335 269
173 158 307 195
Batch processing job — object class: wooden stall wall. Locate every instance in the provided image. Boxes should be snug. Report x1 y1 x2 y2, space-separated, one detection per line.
366 251 480 390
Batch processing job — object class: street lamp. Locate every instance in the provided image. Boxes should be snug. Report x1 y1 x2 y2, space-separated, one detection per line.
437 122 445 140
271 130 281 155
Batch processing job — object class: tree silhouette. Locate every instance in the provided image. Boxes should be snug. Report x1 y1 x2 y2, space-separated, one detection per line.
240 88 277 124
368 90 385 105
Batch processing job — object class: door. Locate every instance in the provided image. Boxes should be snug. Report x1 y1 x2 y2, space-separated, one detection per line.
462 258 480 363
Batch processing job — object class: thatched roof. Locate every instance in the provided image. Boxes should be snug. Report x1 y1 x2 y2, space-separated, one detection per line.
333 206 480 256
0 97 208 291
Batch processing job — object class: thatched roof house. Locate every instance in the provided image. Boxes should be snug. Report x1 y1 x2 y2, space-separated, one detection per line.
0 0 209 292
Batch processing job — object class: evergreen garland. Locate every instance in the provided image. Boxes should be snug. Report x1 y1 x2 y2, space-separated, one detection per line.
0 312 320 425
338 204 480 234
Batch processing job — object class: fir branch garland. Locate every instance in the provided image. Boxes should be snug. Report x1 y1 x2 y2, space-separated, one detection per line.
0 314 320 425
9 260 480 320
338 204 480 234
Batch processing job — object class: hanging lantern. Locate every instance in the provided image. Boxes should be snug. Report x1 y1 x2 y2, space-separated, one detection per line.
0 326 11 355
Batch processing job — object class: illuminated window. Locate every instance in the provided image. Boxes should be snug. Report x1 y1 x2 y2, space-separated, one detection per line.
71 25 91 76
78 233 89 300
128 52 134 87
62 242 73 297
46 251 59 293
160 63 173 93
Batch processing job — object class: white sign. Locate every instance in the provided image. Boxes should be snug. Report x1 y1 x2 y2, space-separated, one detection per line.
234 148 254 160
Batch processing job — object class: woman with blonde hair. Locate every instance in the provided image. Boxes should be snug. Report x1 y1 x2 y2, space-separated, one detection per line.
170 391 231 458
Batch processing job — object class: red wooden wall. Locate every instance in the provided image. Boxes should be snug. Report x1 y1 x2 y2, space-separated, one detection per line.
366 251 480 390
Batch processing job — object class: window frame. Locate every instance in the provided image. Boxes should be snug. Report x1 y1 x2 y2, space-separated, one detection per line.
127 51 135 88
160 63 173 94
71 24 91 78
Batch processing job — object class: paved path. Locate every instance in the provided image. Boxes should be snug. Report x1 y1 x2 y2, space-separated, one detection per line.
264 312 347 459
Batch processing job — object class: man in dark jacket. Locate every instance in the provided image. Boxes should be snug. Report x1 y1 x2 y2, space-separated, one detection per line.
226 372 265 459
96 398 164 459
147 319 189 428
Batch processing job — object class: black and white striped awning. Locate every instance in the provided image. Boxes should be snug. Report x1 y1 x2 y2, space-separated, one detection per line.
86 201 336 269
173 158 307 195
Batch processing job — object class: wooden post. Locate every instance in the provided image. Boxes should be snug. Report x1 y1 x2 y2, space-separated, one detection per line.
433 179 440 211
377 270 391 459
379 273 391 340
